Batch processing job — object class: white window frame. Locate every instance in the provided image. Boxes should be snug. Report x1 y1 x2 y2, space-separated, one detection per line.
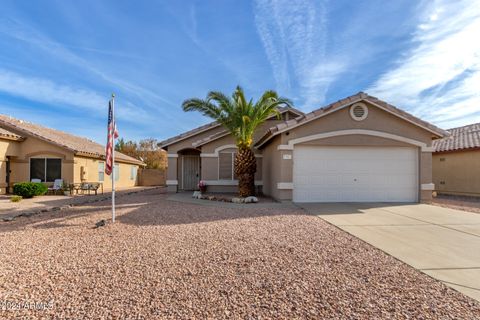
29 158 62 182
114 164 120 182
130 165 138 181
98 161 105 182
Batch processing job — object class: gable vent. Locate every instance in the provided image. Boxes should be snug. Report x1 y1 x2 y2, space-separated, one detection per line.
350 103 368 121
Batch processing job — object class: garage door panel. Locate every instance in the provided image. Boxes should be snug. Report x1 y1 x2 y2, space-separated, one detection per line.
293 146 418 202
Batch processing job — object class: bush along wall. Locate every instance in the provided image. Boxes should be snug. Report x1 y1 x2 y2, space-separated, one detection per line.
13 182 48 198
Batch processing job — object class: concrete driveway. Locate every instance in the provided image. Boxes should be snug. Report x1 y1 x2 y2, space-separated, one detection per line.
299 202 480 302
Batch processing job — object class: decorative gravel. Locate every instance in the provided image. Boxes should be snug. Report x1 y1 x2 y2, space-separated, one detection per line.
432 194 480 214
0 189 479 319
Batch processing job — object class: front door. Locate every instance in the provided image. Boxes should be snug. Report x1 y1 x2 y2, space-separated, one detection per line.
5 156 10 194
182 155 200 190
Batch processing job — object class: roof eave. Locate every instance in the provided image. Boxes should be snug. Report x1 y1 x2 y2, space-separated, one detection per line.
255 93 449 148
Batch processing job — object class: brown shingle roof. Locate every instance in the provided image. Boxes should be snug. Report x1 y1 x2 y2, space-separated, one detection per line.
433 123 480 153
0 114 144 165
158 106 304 148
255 92 449 148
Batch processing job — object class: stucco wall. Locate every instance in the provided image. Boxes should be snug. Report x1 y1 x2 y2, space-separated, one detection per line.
433 150 480 196
282 103 434 146
8 136 75 191
138 168 166 186
74 156 139 191
164 118 280 192
260 101 436 202
0 138 21 193
163 102 437 201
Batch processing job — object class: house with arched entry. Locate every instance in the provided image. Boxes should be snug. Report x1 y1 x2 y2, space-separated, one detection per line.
159 92 448 203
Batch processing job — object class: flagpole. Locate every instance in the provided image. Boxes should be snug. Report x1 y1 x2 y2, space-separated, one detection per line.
111 93 116 223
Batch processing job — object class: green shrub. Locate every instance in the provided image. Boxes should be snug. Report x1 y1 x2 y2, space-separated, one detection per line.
13 182 48 198
10 195 22 202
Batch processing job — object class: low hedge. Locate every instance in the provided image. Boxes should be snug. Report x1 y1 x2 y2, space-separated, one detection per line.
13 182 48 198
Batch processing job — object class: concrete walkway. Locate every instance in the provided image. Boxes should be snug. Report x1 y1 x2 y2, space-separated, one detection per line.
300 202 480 302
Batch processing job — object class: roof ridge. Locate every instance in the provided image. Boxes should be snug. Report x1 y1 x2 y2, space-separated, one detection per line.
158 106 303 148
0 114 100 144
255 92 449 148
0 113 144 165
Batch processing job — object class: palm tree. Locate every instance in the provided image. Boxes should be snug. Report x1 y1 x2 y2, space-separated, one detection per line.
182 86 291 197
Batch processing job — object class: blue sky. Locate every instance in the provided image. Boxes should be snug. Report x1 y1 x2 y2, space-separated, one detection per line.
0 0 479 143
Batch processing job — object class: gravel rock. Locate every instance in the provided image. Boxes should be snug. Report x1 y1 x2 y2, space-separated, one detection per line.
231 197 245 203
244 196 258 203
0 188 478 319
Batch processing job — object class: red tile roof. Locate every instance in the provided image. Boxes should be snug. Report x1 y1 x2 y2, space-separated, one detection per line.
0 127 24 140
255 92 449 148
433 123 480 152
0 115 144 165
158 106 304 148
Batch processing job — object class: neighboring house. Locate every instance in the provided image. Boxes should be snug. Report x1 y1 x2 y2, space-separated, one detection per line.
0 115 144 194
432 122 480 197
159 92 448 203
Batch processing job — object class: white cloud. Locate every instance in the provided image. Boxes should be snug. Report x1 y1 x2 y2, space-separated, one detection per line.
0 69 105 111
254 0 347 108
368 0 480 128
0 17 177 111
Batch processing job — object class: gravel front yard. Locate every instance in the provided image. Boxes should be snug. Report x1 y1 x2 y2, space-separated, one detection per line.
0 189 479 319
432 194 480 214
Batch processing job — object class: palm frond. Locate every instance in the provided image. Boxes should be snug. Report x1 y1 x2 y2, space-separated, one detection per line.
182 86 293 148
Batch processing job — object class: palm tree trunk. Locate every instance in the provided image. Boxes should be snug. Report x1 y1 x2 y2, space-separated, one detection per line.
235 147 256 197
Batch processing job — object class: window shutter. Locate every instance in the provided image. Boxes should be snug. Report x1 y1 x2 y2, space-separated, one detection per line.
219 153 233 180
255 157 262 180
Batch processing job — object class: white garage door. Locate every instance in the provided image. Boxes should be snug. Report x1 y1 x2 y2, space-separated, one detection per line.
293 146 418 202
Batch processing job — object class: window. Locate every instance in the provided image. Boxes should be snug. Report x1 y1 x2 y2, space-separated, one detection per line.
219 151 236 180
30 158 61 182
98 162 105 182
130 166 138 181
114 164 120 181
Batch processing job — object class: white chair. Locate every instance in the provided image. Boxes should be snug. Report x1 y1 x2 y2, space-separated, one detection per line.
48 179 63 195
31 179 41 183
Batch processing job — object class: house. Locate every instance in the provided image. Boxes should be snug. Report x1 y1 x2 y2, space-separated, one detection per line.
432 122 480 197
0 114 144 194
159 92 448 203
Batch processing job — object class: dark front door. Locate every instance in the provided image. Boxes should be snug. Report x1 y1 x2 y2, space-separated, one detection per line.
5 156 10 194
182 155 200 190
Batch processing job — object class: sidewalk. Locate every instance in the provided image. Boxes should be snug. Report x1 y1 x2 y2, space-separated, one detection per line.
1 186 165 221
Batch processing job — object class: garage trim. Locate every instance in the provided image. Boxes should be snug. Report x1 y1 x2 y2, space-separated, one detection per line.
277 129 430 151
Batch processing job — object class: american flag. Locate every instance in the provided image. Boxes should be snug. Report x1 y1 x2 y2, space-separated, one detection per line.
105 98 119 175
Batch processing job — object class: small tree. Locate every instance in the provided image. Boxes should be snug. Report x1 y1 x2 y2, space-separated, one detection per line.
116 138 167 169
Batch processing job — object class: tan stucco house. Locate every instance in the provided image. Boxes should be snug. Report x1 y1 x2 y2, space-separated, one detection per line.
0 115 144 194
433 123 480 196
159 92 448 203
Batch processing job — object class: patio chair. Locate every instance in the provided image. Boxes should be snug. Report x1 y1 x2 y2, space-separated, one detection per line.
80 182 91 194
88 183 101 195
31 178 41 183
48 179 63 195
